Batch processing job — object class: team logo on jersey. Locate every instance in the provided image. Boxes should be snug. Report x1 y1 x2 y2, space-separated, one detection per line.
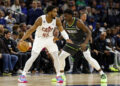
42 26 53 37
67 30 77 33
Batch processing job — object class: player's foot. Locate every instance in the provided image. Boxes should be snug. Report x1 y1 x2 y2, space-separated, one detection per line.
101 74 107 83
61 75 66 81
52 75 66 82
109 66 119 72
56 76 63 83
18 75 28 83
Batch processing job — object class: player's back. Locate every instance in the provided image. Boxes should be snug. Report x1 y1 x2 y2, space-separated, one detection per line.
35 15 56 38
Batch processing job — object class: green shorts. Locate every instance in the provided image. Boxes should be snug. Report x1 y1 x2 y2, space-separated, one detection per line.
63 43 90 56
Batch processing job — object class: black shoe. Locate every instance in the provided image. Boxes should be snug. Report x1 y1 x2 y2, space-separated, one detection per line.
10 71 17 76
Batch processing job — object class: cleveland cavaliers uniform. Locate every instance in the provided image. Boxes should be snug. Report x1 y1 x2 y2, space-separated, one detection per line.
32 15 58 53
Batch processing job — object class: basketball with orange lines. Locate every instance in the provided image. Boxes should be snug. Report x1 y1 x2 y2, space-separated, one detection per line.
17 41 30 52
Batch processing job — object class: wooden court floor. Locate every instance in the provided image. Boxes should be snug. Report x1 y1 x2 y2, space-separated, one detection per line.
0 73 120 86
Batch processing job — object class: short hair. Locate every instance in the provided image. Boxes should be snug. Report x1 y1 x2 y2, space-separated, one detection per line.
13 24 19 31
4 30 10 35
20 23 26 28
12 31 19 35
64 9 73 15
80 12 87 17
46 5 56 13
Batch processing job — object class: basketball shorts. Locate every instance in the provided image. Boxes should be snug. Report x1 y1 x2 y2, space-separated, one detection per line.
32 36 58 54
63 43 90 56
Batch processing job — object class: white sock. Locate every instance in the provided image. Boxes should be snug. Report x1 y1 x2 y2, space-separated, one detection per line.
99 70 104 75
59 50 70 75
22 51 40 76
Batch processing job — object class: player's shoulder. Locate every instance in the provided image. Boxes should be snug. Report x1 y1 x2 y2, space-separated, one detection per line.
34 16 43 26
37 15 45 21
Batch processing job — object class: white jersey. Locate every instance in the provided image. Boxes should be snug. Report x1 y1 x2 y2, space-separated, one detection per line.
35 15 56 38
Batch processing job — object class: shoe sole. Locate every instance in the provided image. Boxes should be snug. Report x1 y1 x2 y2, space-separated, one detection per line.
101 80 107 83
18 79 28 83
57 80 63 83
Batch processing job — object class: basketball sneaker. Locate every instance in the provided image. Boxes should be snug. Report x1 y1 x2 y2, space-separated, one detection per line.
18 75 28 83
101 74 107 83
52 75 66 82
56 76 63 83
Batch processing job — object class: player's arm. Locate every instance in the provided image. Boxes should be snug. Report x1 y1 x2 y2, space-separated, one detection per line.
20 17 42 41
77 19 91 44
56 18 73 43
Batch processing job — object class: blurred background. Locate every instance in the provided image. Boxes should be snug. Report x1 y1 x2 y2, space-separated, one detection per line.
0 0 120 76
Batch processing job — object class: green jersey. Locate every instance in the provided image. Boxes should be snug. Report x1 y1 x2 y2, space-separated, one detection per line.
64 17 86 45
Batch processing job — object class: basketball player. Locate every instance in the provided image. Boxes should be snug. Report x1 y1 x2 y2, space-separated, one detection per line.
52 9 107 83
18 6 72 83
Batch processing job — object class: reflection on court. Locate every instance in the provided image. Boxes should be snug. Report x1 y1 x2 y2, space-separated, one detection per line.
0 73 120 86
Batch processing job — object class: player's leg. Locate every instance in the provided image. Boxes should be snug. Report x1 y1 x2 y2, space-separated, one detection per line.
83 49 107 83
51 50 70 82
18 38 44 83
47 40 63 83
52 43 78 82
59 50 70 75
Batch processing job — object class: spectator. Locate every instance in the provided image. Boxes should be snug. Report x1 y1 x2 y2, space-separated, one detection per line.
19 23 27 33
0 37 18 75
20 23 33 42
27 1 44 25
4 0 11 15
92 32 115 71
12 24 20 32
116 33 120 51
0 25 4 38
37 1 42 9
21 1 27 15
11 0 22 13
76 0 86 7
92 22 101 39
0 10 6 27
5 12 16 32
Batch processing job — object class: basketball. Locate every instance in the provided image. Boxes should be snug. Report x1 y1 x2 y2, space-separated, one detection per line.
17 41 30 52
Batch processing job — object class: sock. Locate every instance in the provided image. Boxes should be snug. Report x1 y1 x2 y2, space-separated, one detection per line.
99 70 104 75
22 71 26 76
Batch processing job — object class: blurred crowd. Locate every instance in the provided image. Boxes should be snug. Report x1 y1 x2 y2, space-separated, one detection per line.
0 0 120 76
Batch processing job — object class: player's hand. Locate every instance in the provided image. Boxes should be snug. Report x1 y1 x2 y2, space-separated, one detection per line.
80 43 87 51
66 39 73 44
18 39 24 47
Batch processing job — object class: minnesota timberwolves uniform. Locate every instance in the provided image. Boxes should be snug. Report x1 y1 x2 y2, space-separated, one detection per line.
63 17 88 55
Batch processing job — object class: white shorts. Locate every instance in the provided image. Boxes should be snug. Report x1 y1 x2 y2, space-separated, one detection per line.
32 36 58 54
